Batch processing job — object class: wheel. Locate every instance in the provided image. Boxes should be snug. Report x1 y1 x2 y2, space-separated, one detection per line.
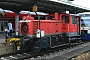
33 46 41 53
62 33 69 43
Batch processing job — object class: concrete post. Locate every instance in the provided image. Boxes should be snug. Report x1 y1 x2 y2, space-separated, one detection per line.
15 13 19 35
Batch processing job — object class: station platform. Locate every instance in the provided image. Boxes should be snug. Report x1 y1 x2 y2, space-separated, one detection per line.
0 33 6 43
0 33 16 43
0 33 14 55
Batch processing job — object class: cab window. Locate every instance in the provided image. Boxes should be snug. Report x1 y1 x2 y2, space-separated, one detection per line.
72 16 78 24
61 15 69 23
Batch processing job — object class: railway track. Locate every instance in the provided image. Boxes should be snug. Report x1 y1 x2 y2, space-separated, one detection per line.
0 41 89 60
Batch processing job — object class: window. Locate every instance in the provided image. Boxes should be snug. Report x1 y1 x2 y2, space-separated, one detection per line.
81 14 90 17
81 19 90 27
61 15 69 23
72 16 78 24
47 16 54 20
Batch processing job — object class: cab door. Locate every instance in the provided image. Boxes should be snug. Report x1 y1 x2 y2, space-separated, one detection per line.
70 16 79 36
0 21 4 32
61 15 69 33
0 21 8 32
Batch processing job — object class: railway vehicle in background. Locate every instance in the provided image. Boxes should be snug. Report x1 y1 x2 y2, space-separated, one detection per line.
13 12 81 53
0 10 15 32
79 12 90 40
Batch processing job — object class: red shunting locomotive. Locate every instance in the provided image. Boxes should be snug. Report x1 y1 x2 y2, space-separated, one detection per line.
19 12 81 53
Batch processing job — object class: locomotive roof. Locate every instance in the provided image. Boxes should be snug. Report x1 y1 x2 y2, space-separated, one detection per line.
0 0 90 14
19 11 49 15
